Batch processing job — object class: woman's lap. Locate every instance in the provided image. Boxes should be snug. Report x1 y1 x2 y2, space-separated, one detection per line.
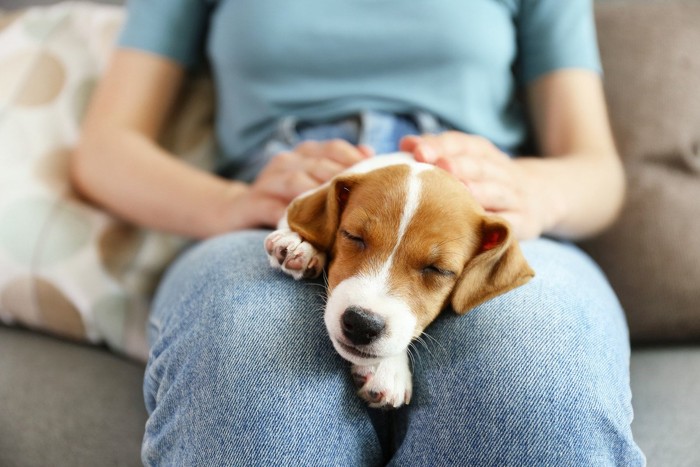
143 230 643 466
393 239 640 465
143 231 383 466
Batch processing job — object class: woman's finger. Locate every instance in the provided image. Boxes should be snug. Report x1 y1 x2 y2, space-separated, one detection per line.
402 132 489 163
255 165 320 201
307 158 346 183
436 155 513 187
465 180 519 213
399 135 422 153
265 151 341 179
295 139 369 167
358 144 376 158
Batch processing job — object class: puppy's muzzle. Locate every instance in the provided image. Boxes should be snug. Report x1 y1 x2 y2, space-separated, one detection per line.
341 306 386 346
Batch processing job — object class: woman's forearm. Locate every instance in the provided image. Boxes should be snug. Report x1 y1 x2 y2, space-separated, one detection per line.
69 50 263 239
516 151 625 241
71 126 248 239
520 70 626 241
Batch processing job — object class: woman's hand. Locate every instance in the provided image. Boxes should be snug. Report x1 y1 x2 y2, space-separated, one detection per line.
400 132 551 240
255 139 373 203
73 48 377 238
232 139 374 229
399 71 624 242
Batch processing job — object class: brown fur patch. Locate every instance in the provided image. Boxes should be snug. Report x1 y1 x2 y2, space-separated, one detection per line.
328 165 409 290
387 168 483 334
326 165 409 291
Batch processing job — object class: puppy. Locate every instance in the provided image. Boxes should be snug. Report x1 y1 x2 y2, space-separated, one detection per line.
265 153 534 408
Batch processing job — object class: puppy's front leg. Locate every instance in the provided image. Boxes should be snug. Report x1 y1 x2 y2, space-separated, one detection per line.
265 228 327 280
351 351 413 409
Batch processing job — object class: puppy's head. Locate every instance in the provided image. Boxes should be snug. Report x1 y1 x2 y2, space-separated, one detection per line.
287 158 534 365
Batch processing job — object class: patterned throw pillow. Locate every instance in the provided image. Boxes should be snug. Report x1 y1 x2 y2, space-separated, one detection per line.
0 2 216 361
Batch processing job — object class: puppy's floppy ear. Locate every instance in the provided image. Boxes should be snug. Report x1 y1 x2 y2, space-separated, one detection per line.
450 216 534 314
286 176 357 252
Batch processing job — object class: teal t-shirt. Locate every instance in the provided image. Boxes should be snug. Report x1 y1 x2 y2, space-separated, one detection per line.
118 0 600 163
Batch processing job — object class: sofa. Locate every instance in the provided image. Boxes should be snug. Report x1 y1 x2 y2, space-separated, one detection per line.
1 0 699 466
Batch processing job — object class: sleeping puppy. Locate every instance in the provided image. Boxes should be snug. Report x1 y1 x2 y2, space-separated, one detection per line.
265 153 534 408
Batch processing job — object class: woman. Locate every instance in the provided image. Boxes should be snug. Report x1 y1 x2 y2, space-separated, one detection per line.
71 0 645 465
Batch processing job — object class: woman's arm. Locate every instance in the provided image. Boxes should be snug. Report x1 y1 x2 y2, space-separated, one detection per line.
521 69 624 240
71 49 265 238
401 70 624 241
71 50 368 238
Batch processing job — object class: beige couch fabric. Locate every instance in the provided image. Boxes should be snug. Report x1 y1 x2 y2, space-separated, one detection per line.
581 1 700 341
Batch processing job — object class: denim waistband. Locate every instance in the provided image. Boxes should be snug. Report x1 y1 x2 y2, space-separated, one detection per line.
273 110 447 153
227 110 450 182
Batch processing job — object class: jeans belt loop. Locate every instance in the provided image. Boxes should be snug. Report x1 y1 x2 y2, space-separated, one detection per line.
277 116 300 147
412 111 445 135
357 110 373 147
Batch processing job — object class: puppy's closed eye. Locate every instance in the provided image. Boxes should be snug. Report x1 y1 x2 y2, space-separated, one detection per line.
420 265 455 277
340 229 366 250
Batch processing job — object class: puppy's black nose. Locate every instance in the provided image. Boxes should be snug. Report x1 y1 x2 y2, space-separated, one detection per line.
341 306 385 346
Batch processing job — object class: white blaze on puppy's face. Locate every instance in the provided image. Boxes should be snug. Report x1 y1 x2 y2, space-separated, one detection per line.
324 162 482 364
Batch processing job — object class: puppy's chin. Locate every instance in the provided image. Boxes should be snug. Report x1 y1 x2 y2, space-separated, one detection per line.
324 276 419 365
329 332 421 367
330 337 384 365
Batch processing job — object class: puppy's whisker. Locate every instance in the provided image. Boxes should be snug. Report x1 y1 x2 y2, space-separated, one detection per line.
407 342 423 367
311 290 328 301
406 345 418 370
413 335 427 352
422 331 446 352
309 308 327 326
419 331 448 366
412 335 437 367
305 282 328 295
412 337 433 364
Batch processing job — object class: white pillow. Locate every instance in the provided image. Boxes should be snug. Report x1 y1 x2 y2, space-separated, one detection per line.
0 2 216 361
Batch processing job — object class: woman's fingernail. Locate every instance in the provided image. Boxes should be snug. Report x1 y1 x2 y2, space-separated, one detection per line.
399 135 418 150
435 157 451 172
418 145 436 163
359 145 375 158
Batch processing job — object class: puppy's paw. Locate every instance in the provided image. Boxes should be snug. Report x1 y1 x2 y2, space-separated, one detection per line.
264 229 326 280
351 353 412 409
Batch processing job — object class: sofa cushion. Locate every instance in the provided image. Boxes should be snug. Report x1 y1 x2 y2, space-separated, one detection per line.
0 3 215 360
630 346 700 466
0 326 147 467
580 2 700 341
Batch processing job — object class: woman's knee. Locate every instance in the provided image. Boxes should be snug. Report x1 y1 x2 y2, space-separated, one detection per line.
151 230 321 339
143 230 383 466
148 230 340 378
419 239 629 374
396 239 642 465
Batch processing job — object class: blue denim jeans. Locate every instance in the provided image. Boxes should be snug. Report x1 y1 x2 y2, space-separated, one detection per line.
143 112 645 466
222 110 446 182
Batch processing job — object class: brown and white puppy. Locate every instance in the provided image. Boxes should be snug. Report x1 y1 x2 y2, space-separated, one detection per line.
265 153 534 408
